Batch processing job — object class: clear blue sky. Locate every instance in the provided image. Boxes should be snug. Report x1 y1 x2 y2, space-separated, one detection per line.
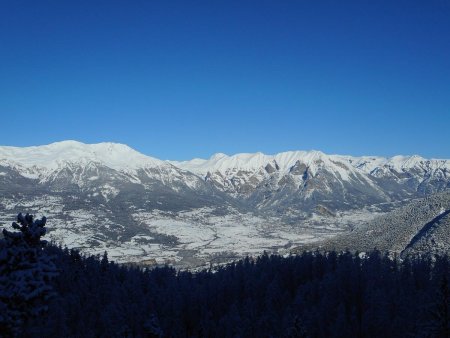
1 1 449 160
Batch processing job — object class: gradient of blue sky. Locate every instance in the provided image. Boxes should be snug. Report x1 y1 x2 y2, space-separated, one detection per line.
0 1 449 160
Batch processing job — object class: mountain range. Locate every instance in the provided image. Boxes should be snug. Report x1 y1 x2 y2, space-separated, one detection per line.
0 141 449 267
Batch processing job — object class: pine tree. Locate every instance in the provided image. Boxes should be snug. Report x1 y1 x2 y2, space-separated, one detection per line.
0 213 58 337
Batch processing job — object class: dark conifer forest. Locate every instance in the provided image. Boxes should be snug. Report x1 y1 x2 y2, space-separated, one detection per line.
1 215 450 337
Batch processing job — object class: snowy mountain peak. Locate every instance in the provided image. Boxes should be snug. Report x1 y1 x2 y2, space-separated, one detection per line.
347 154 448 175
209 153 228 161
174 150 347 176
173 150 450 191
0 140 164 170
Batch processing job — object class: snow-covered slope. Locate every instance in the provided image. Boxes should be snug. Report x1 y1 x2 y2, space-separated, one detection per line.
0 141 212 191
345 154 450 177
174 151 450 178
0 140 163 170
0 141 236 212
173 150 449 213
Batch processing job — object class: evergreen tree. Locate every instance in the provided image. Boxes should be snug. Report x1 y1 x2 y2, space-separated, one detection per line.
0 213 57 337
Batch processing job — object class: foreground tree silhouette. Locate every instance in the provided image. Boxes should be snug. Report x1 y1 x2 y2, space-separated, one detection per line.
0 213 57 337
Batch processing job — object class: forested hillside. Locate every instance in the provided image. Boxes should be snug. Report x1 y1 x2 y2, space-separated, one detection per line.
1 214 450 337
310 191 450 257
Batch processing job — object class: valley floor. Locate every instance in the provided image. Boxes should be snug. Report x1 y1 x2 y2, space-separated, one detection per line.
1 197 385 268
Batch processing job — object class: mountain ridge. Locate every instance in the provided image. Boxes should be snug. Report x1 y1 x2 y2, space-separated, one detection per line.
2 140 449 211
2 140 449 170
0 140 449 267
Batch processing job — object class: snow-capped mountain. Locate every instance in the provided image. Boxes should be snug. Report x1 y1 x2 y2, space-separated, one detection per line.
0 141 202 190
0 140 163 170
0 141 229 202
174 150 450 184
173 150 449 216
0 141 449 267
